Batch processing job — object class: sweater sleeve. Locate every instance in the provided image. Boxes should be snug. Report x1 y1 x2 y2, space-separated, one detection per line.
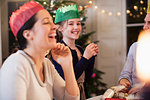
74 56 89 79
85 56 95 81
0 55 28 100
118 42 137 83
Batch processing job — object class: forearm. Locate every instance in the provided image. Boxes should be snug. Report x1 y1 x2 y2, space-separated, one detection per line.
74 56 89 79
62 63 79 96
85 56 95 80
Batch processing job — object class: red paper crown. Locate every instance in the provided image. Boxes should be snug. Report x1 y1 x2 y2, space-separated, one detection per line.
9 1 44 37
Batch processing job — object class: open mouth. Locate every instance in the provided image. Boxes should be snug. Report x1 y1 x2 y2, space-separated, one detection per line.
71 31 79 34
48 34 56 39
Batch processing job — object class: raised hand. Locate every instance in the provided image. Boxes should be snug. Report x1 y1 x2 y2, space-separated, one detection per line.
83 43 99 60
119 78 131 93
51 43 72 69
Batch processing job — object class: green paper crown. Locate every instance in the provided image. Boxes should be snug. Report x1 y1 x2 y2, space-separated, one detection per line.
54 5 80 23
147 2 150 13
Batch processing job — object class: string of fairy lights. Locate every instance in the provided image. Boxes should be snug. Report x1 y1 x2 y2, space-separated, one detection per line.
40 0 147 18
84 0 147 18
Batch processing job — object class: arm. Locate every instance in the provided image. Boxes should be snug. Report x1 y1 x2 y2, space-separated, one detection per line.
74 43 99 79
119 43 137 92
0 57 27 100
51 57 65 79
51 62 79 100
85 56 95 81
51 43 79 97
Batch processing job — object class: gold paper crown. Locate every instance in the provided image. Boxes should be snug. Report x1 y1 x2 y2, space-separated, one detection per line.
147 2 150 13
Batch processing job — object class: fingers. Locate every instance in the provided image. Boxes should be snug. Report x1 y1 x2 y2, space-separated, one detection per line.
52 43 69 55
128 86 142 94
86 43 99 55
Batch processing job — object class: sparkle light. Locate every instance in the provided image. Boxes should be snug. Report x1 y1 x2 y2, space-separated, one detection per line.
129 13 133 16
101 10 105 14
108 12 112 16
95 6 98 9
89 0 93 4
140 0 144 4
117 12 121 16
43 1 47 5
134 6 138 10
140 12 143 15
126 10 130 14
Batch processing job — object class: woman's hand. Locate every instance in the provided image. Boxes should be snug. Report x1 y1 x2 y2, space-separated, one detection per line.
119 78 131 93
83 43 99 60
51 43 72 69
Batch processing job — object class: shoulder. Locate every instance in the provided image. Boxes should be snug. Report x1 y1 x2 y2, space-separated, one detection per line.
129 42 137 52
2 51 29 67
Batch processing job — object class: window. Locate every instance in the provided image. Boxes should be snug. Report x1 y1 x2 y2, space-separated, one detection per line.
126 0 147 52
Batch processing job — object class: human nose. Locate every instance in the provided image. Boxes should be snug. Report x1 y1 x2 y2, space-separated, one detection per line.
52 24 58 30
74 24 78 29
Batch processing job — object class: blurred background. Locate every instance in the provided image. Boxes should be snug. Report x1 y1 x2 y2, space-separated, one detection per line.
0 0 148 97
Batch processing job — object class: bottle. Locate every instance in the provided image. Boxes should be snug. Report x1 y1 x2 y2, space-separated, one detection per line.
103 89 114 98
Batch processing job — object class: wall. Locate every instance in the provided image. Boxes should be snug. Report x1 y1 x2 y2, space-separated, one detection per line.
86 0 126 88
0 0 2 66
1 0 9 65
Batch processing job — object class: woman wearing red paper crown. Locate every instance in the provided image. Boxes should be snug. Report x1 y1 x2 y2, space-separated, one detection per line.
0 1 79 100
51 5 99 100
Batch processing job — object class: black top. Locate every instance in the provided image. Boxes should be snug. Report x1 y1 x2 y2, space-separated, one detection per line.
51 40 95 81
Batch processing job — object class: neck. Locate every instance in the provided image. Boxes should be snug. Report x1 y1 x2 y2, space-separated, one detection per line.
63 38 76 49
23 48 46 67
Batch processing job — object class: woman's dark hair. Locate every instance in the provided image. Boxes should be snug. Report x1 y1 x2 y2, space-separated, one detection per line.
17 14 37 50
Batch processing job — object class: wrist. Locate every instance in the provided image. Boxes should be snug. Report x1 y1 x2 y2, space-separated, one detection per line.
83 55 89 60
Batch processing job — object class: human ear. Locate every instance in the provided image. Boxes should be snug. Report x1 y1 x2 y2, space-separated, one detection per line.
23 30 33 40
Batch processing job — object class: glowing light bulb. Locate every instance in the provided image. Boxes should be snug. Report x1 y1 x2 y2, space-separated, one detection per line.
101 10 105 14
134 6 138 10
95 6 98 9
140 12 143 15
137 15 140 18
143 7 146 10
89 0 93 4
117 12 121 16
79 6 83 10
108 12 112 16
129 13 133 16
43 1 47 5
140 0 144 4
126 10 130 14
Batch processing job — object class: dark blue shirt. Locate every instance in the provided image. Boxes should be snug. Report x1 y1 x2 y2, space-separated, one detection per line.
51 40 95 81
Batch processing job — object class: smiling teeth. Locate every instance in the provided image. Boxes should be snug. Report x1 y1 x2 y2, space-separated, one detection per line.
73 32 78 34
48 34 56 38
